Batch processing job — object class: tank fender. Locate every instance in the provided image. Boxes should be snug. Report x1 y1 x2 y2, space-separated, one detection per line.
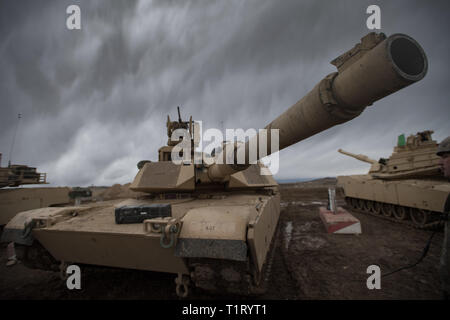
175 206 256 261
1 206 90 245
247 194 280 272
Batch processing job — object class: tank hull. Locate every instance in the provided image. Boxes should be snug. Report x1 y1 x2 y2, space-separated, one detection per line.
2 190 280 294
0 187 71 225
338 175 450 228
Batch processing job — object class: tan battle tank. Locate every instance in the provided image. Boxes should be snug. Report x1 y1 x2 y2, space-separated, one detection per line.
1 32 429 297
338 130 450 229
0 153 47 188
0 153 71 225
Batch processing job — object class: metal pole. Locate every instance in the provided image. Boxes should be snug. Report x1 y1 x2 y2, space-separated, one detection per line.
328 188 337 214
8 113 22 167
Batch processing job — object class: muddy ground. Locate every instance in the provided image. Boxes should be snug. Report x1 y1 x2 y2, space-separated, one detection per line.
0 178 444 299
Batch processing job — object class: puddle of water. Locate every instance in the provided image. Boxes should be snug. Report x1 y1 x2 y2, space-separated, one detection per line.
284 221 293 250
283 221 327 251
300 236 327 250
298 221 316 232
280 200 326 207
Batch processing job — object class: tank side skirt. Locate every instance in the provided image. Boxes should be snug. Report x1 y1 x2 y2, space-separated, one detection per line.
338 176 449 212
33 229 190 274
345 197 444 230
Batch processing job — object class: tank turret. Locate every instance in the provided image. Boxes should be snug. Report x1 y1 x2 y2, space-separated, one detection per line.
0 153 47 188
339 131 442 180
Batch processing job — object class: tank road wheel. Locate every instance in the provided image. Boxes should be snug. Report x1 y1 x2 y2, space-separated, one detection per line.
410 208 429 227
381 203 395 217
372 202 382 214
18 241 59 271
345 197 352 207
349 198 358 209
364 200 374 212
356 199 365 211
393 206 409 221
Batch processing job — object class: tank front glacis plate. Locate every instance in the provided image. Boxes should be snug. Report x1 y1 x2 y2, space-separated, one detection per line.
3 192 280 276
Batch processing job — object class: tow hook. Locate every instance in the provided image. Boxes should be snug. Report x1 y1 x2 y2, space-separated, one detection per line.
175 273 191 298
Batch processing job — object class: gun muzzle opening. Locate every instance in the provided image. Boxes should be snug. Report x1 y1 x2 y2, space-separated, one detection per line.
387 34 428 81
331 33 428 109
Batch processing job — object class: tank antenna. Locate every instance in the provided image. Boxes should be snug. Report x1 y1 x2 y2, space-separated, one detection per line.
8 113 22 167
177 106 182 122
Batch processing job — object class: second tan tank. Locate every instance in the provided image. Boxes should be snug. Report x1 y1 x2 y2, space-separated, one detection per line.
0 153 72 226
338 130 450 229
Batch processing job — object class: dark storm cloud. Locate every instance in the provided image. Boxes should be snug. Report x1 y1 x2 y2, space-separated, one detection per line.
0 0 449 186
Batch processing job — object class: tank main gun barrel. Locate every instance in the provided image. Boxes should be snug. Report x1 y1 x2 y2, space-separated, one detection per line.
207 32 428 182
338 149 378 164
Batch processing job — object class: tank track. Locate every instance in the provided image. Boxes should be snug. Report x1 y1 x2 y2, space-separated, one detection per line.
345 197 444 230
188 220 281 296
15 222 281 298
15 241 60 272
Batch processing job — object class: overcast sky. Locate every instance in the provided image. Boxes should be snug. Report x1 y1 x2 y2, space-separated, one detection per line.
0 0 449 186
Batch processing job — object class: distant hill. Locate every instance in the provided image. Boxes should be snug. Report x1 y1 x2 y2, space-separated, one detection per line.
276 177 335 184
278 177 337 188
